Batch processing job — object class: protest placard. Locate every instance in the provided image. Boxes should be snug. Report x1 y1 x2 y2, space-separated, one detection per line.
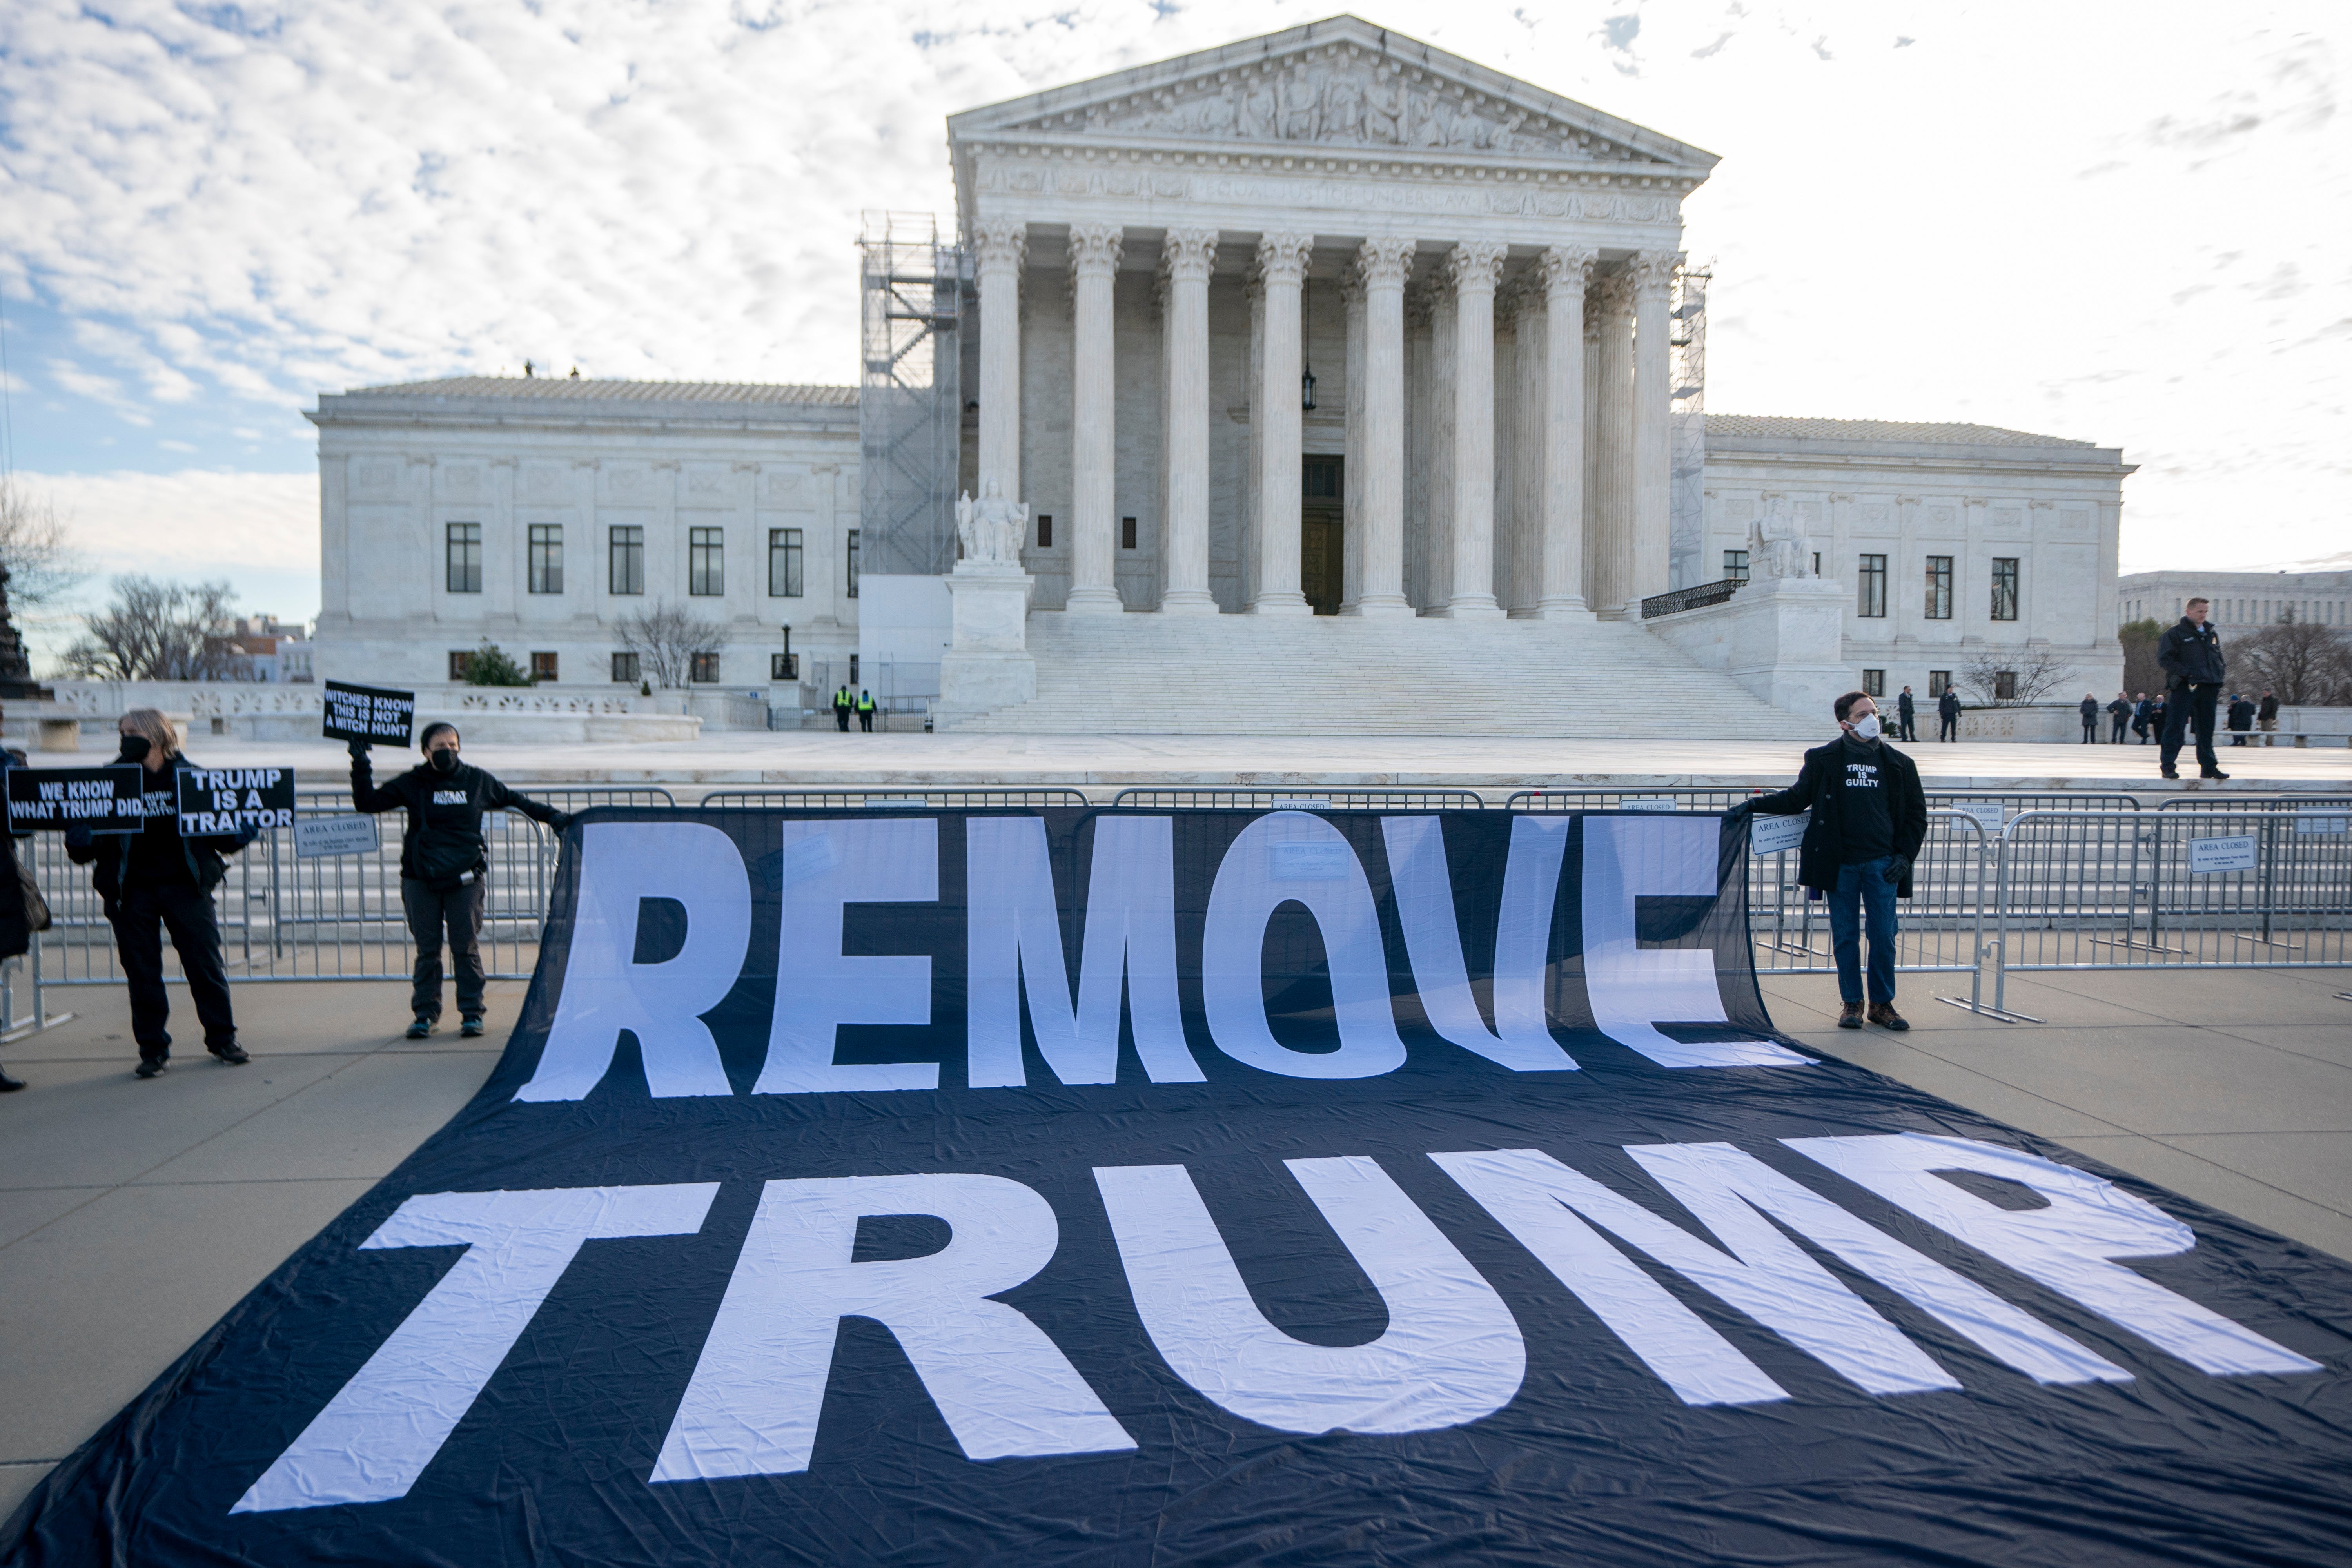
175 768 297 836
321 681 416 747
5 765 146 833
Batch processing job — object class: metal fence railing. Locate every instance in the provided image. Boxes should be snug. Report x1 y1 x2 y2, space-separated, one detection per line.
4 794 2344 1038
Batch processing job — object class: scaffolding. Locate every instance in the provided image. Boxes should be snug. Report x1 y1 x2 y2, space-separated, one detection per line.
858 212 964 577
1667 261 1710 590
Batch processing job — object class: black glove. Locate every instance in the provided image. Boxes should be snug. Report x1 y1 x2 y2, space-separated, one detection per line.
1721 800 1756 835
347 738 370 761
1882 853 1911 885
548 811 575 835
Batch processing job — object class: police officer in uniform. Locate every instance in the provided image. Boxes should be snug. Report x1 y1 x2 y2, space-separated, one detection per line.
832 686 853 731
856 688 877 732
350 724 571 1038
2156 597 2229 780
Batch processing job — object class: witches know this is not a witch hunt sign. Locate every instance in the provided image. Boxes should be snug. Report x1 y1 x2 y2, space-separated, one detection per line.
5 806 2349 1566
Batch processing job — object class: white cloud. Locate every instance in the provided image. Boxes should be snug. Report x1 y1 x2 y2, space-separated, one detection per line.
1 0 2345 575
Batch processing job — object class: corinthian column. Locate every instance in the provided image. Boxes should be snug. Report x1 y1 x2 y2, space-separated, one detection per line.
971 219 1027 505
1064 223 1123 613
1538 245 1597 618
1592 267 1635 616
1158 227 1219 615
1630 250 1680 608
1348 237 1414 616
1441 240 1508 619
1250 232 1313 615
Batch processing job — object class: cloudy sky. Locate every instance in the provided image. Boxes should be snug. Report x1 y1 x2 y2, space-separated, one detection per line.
2 0 2344 657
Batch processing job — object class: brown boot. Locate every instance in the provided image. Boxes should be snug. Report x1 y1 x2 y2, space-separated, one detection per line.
1838 1001 1865 1029
1867 1002 1910 1032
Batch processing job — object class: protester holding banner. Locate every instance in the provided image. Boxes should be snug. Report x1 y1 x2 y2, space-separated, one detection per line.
64 710 256 1079
1728 690 1928 1032
349 724 571 1039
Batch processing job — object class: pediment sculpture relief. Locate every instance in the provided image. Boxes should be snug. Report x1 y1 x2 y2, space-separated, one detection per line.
1011 53 1660 162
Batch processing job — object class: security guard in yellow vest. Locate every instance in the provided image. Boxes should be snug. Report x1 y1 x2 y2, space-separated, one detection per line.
856 689 877 732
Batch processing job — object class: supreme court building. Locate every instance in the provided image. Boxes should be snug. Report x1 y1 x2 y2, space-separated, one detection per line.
310 17 2129 730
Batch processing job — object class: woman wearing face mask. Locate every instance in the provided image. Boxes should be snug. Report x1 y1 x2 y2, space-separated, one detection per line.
64 708 257 1079
1724 691 1929 1033
349 724 571 1040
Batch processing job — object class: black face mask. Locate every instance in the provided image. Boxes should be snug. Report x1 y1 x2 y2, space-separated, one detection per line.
428 748 460 775
118 735 152 763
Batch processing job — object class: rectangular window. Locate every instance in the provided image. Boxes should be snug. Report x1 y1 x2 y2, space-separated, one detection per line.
530 651 558 683
527 524 563 594
690 528 724 596
1857 554 1887 617
1036 514 1053 549
1122 516 1138 550
1991 557 2020 621
612 651 640 684
768 528 803 597
1862 669 1885 698
609 526 644 596
846 530 860 599
1811 552 1820 576
1994 670 2018 701
445 522 482 594
849 653 859 684
1924 555 1953 619
1723 549 1749 584
1928 669 1952 699
770 652 798 681
447 650 473 681
689 652 720 684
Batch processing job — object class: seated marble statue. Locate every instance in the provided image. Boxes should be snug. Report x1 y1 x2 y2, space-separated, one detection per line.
954 479 1029 568
1748 499 1815 581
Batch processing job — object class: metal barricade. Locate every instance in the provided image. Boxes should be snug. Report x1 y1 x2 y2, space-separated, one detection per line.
1745 808 1994 1009
2152 793 2352 816
1112 787 1486 811
697 787 1091 809
1989 808 2352 1011
1507 787 1754 812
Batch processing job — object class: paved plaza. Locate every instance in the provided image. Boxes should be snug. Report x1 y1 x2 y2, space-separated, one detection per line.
2 965 2348 1520
127 731 2352 792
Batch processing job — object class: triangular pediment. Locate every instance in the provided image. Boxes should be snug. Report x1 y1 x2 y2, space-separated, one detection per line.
947 15 1717 174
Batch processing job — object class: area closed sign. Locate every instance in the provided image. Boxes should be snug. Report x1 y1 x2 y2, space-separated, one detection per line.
2189 834 2258 875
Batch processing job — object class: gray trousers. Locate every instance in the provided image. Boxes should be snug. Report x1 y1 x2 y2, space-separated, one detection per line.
402 877 486 1020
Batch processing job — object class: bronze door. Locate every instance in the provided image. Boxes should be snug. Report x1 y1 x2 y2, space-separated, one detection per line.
1301 455 1343 615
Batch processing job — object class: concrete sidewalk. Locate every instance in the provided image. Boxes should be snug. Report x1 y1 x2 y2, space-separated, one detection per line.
3 967 2349 1520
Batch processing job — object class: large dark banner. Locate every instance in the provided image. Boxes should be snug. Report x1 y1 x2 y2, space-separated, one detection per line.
7 808 2350 1566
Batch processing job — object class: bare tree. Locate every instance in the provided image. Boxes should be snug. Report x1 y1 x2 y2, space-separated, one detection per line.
0 474 87 612
615 603 726 689
61 576 251 680
1955 644 2073 706
2235 612 2352 707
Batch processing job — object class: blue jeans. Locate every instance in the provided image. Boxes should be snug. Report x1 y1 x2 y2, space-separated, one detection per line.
1826 856 1899 1006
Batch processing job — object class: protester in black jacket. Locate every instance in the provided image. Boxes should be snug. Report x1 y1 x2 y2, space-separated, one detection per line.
1728 690 1929 1032
64 710 256 1078
2156 599 2229 780
351 724 570 1038
0 730 31 1092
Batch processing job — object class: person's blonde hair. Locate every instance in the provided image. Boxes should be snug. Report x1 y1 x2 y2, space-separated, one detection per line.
119 707 180 760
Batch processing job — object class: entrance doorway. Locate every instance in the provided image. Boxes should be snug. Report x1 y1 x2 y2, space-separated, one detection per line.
1301 454 1343 615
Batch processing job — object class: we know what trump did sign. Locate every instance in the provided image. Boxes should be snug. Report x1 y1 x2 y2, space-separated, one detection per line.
4 806 2348 1566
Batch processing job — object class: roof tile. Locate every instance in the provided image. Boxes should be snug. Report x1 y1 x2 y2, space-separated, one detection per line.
1704 414 2093 448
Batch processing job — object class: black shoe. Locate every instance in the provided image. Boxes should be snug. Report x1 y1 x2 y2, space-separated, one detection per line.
0 1068 24 1092
405 1016 435 1039
460 1016 485 1038
2160 766 2180 780
134 1058 167 1080
2201 767 2230 780
210 1042 250 1065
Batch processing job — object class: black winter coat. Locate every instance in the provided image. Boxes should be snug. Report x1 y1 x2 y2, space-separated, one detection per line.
0 750 30 961
64 753 258 911
351 753 566 885
1746 739 1930 898
2156 617 2226 688
1938 691 1962 721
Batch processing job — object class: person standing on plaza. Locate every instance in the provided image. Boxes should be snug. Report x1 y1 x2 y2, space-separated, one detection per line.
350 724 571 1039
1896 686 1917 742
831 685 853 732
2107 691 2132 744
64 710 255 1079
2157 597 2229 780
2227 693 2255 746
2133 691 2154 743
2078 693 2100 743
0 720 31 1093
1936 686 1962 743
1727 690 1928 1032
2258 690 2279 742
856 688 877 733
